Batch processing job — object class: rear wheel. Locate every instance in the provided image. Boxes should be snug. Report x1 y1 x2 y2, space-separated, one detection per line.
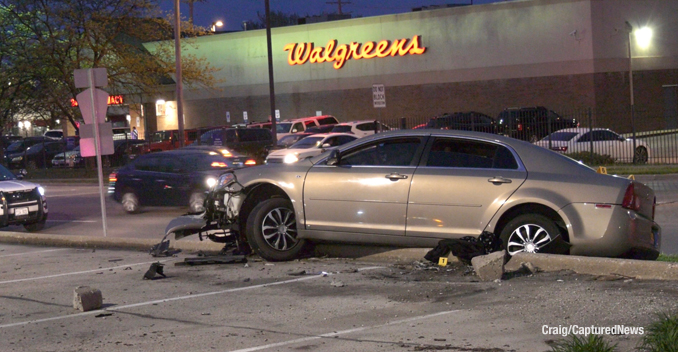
121 191 140 214
634 146 648 164
246 198 306 261
500 214 560 256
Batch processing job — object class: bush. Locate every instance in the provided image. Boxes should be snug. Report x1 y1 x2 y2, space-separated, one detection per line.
565 152 616 166
549 334 617 352
638 312 678 352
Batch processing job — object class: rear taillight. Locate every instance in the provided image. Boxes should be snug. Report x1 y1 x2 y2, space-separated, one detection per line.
517 124 523 131
245 159 257 166
621 183 640 211
551 146 568 152
108 173 117 182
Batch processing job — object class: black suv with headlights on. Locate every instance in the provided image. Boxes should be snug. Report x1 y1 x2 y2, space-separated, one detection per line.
0 165 47 232
108 148 257 214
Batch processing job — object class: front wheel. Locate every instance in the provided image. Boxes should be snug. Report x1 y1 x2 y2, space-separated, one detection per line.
121 191 140 214
246 198 307 261
500 214 560 256
188 191 206 213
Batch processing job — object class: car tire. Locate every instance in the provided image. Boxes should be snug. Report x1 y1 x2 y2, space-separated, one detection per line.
500 214 560 256
121 191 140 214
24 216 47 232
246 198 306 262
634 146 648 164
188 191 206 213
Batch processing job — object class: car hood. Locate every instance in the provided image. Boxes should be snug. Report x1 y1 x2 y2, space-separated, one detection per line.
0 179 40 192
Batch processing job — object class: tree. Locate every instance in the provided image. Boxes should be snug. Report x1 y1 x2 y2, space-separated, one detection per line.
0 0 220 133
244 10 301 30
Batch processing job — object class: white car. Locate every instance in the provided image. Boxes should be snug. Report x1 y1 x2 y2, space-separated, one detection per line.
265 133 358 163
535 128 649 163
331 120 392 138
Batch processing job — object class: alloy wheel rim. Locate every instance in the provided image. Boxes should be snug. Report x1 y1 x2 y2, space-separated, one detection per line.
261 207 298 251
507 224 552 256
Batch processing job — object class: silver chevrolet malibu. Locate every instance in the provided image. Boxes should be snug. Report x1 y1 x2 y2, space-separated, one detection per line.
165 129 661 262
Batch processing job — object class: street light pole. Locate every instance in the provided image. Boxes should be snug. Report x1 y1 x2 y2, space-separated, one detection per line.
625 21 637 163
174 0 185 147
265 0 277 143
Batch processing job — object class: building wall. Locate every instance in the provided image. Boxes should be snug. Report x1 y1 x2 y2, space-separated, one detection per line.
145 0 678 133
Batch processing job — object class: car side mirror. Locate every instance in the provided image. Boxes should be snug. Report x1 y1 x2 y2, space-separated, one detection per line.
321 143 331 148
326 149 340 166
292 129 297 133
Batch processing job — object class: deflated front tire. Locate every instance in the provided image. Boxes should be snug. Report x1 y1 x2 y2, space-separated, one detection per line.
246 198 307 261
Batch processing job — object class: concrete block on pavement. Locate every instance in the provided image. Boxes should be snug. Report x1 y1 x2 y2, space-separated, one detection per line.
73 286 103 312
471 251 506 281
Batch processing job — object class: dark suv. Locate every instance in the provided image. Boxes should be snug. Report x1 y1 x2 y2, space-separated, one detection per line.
199 128 273 163
425 111 498 134
108 148 255 214
496 106 578 142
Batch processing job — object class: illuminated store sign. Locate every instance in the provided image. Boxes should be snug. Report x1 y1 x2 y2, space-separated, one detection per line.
283 35 426 69
70 95 124 107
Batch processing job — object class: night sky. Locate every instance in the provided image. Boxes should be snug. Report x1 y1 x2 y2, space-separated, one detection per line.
159 0 507 31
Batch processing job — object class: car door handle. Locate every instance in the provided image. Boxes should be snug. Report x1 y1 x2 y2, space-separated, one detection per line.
385 173 408 180
488 177 512 184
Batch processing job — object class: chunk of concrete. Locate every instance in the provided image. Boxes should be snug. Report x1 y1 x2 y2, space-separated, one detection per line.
471 251 506 281
73 286 103 312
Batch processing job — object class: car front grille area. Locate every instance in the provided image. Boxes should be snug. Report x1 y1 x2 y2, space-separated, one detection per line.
1 188 42 223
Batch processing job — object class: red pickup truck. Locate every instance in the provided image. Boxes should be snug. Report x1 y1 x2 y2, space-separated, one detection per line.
146 129 199 152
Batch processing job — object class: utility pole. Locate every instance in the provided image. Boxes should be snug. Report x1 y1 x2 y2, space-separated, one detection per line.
326 0 351 14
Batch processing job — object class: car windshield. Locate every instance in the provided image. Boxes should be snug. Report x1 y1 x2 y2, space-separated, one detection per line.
542 132 579 141
7 141 23 152
290 136 324 149
276 123 293 133
0 164 16 180
332 125 352 133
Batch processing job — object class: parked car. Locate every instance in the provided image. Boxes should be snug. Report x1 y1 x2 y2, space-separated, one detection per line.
331 120 392 137
7 141 70 169
51 146 83 168
497 106 578 142
108 148 256 214
199 128 273 163
272 133 316 150
304 125 336 134
0 165 47 232
43 129 64 140
180 144 258 167
534 128 650 164
146 129 200 152
425 112 498 134
265 133 358 163
248 115 340 139
165 129 660 262
4 137 53 167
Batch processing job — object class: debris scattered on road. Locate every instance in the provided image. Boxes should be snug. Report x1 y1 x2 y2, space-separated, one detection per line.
95 312 113 318
143 262 167 280
288 270 307 276
108 259 123 262
331 280 345 287
73 286 103 312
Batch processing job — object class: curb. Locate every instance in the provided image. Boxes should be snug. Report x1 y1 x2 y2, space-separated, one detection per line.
506 252 678 281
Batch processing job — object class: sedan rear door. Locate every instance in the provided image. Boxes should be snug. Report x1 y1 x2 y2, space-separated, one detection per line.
303 136 426 236
406 136 527 238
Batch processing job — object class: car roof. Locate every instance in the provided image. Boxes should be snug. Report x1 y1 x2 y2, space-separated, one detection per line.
335 120 376 126
300 133 356 139
551 128 611 133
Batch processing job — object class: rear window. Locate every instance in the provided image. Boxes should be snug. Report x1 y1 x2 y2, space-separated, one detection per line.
543 132 578 141
317 116 339 125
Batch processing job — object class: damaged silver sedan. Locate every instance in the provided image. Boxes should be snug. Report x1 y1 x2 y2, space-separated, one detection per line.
161 129 661 262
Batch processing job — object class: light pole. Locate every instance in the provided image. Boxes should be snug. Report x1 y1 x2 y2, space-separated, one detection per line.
211 20 223 32
174 0 185 147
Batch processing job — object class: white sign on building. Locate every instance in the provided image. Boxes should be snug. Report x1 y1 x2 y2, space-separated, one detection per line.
372 84 386 108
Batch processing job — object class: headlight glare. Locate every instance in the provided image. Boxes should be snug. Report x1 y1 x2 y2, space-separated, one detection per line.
37 186 45 196
205 177 217 188
283 153 299 163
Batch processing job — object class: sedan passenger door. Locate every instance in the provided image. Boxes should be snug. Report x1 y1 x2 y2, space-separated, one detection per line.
406 136 526 238
303 137 426 236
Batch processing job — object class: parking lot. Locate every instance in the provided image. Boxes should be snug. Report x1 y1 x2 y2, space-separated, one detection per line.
2 242 678 352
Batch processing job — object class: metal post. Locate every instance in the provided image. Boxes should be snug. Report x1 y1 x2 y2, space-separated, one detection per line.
588 108 593 159
265 0 277 143
627 22 637 163
87 70 108 238
174 0 185 147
